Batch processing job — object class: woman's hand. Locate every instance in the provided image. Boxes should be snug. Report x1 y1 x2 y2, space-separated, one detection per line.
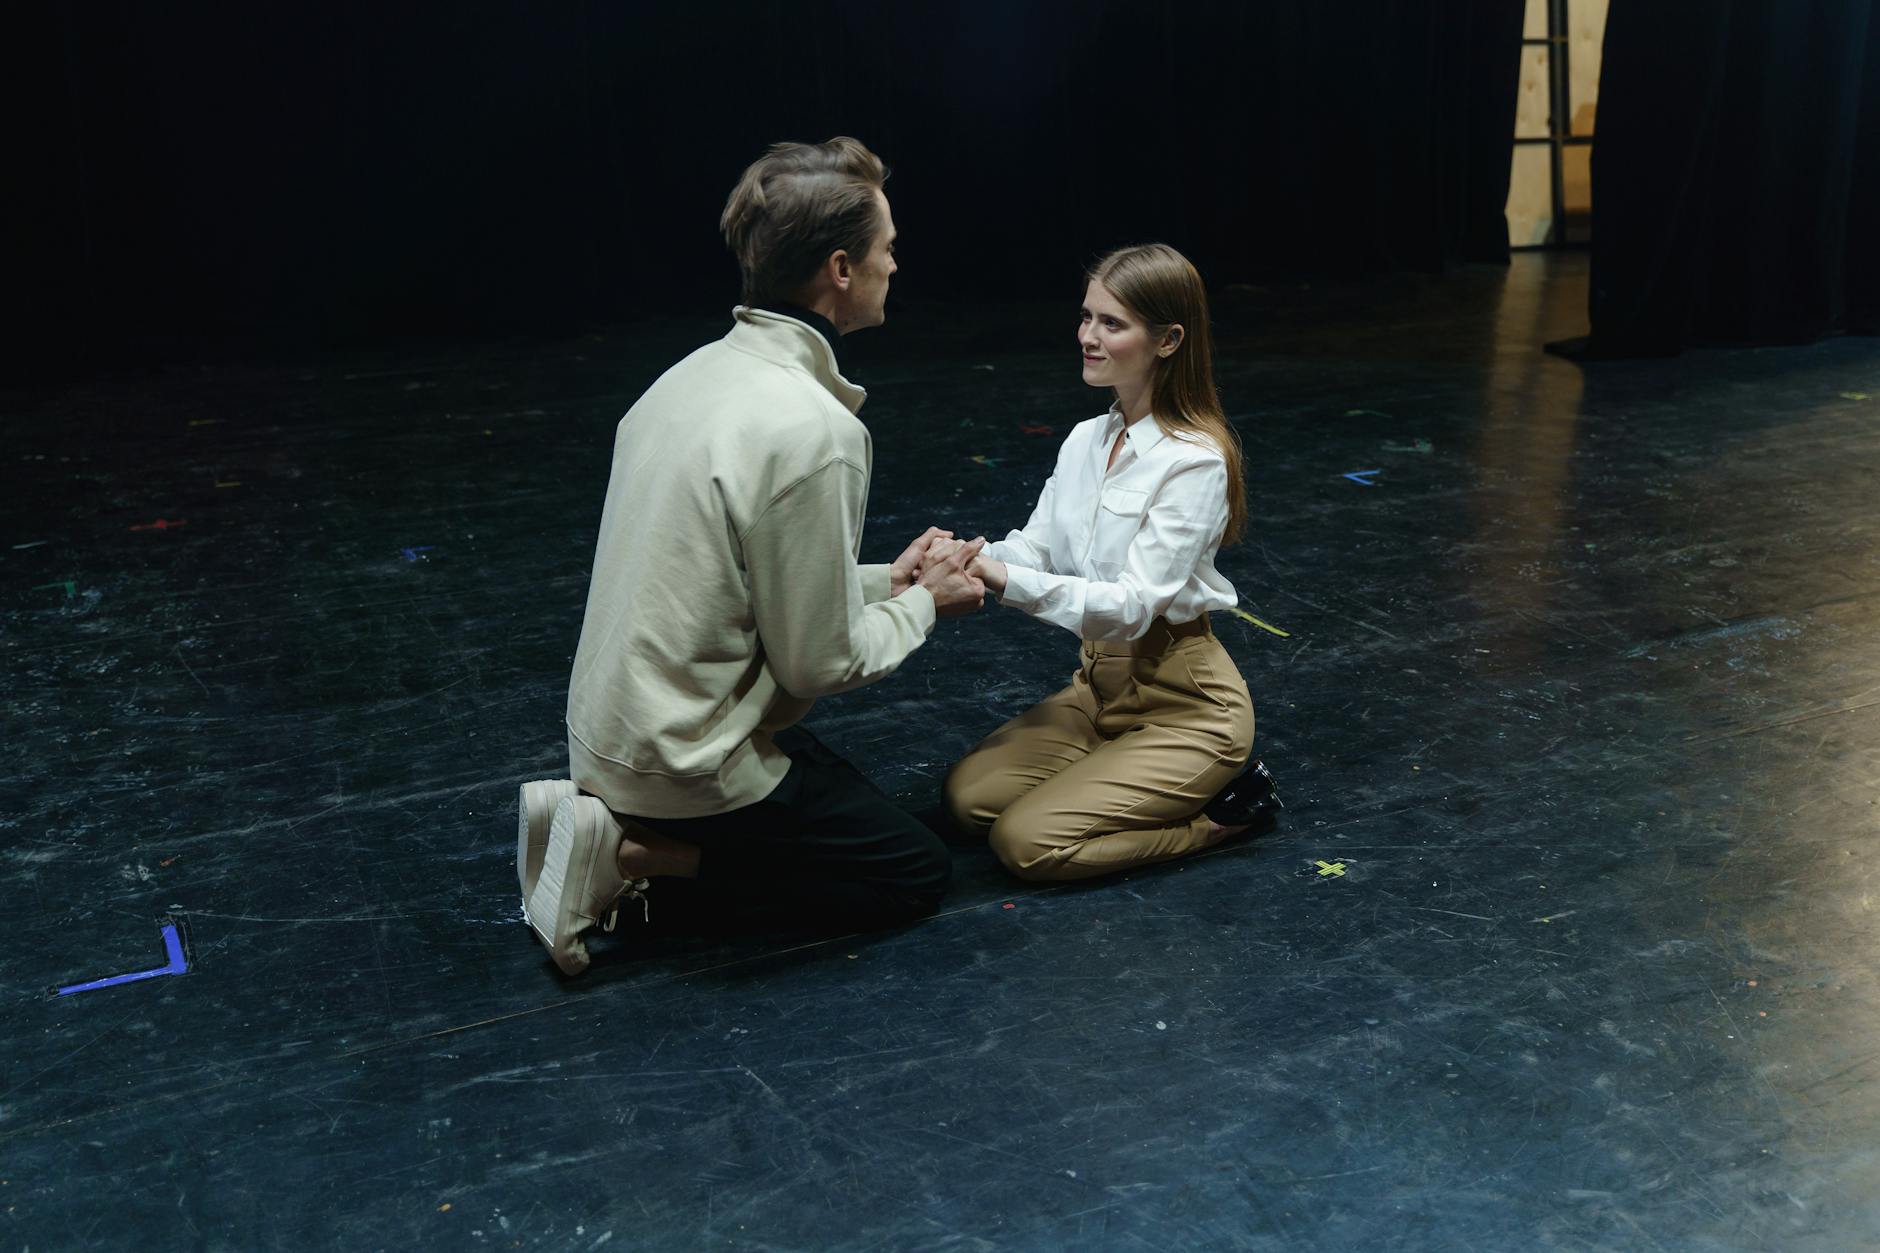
968 550 1007 597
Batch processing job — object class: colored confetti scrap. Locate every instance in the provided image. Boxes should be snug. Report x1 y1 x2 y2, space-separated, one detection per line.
53 920 189 996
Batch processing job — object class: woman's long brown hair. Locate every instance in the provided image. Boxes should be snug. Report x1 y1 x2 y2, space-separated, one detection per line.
1088 243 1246 545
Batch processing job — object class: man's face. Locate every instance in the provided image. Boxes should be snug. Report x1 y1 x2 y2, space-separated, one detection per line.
840 190 897 331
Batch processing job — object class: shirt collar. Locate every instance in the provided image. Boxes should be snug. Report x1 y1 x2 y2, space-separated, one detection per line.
729 306 865 414
752 301 845 373
1105 401 1170 456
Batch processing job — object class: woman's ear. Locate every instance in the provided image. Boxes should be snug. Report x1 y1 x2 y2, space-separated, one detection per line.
1158 324 1185 358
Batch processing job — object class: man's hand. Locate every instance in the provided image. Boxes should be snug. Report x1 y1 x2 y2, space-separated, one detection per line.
891 526 954 597
919 537 988 618
927 535 1006 598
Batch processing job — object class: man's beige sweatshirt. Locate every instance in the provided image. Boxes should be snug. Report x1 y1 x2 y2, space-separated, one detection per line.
565 307 937 818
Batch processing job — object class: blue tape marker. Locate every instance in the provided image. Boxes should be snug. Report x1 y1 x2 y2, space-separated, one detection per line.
1343 469 1380 487
401 546 435 562
55 921 189 997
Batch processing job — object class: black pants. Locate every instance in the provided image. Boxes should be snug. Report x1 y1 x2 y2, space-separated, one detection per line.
622 729 951 935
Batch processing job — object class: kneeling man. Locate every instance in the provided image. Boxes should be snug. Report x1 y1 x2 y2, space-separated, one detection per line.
518 137 985 974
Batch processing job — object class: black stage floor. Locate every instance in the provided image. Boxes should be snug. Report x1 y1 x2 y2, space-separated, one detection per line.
4 253 1878 1251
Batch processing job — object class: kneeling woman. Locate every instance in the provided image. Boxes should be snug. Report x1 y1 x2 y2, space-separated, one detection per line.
940 243 1280 881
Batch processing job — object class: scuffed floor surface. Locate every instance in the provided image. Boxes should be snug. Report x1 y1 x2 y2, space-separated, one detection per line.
3 254 1878 1250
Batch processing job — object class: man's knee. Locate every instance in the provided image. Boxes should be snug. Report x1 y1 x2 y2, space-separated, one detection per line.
879 829 952 918
907 831 952 901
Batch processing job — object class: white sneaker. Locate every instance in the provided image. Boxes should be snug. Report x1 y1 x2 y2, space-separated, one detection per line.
517 779 581 902
523 795 649 976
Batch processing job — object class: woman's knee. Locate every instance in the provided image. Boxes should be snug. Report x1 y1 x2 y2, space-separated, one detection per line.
941 757 1003 836
987 813 1065 882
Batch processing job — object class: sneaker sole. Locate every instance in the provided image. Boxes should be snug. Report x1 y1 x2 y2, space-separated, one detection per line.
523 796 616 976
517 779 580 902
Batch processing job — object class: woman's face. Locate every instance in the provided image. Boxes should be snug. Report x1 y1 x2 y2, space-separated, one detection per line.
1077 280 1156 393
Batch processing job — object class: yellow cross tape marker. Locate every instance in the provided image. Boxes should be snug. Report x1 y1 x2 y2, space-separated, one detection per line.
1315 860 1346 877
1229 607 1291 638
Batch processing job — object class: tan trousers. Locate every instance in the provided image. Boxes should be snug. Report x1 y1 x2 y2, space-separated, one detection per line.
943 615 1256 881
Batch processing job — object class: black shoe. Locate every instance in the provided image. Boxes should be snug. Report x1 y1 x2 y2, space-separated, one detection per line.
1205 757 1283 833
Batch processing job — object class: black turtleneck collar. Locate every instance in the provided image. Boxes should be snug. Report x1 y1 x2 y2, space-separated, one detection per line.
753 302 846 374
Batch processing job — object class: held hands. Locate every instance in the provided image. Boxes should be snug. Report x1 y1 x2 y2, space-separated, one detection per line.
919 535 988 618
890 526 995 617
925 535 1006 598
889 526 953 597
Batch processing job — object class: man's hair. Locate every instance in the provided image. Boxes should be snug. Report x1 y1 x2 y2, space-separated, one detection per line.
720 137 890 305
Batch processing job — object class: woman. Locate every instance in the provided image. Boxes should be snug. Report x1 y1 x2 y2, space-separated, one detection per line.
935 243 1281 881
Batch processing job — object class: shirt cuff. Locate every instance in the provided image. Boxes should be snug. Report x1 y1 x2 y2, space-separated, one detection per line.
899 582 938 634
998 563 1043 610
859 562 893 605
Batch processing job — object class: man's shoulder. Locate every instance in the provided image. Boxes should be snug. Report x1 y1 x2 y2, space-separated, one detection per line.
654 336 849 416
629 339 864 486
624 345 837 442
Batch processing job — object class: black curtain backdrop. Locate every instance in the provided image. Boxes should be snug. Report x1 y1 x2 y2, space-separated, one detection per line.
1583 0 1880 355
11 1 1522 374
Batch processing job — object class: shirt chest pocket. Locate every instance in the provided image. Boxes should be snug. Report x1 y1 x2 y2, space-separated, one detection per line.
1087 484 1149 578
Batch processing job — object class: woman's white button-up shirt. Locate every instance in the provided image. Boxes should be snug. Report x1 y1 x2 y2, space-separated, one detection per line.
986 406 1239 642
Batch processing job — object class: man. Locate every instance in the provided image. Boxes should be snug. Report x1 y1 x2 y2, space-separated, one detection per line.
518 137 986 975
